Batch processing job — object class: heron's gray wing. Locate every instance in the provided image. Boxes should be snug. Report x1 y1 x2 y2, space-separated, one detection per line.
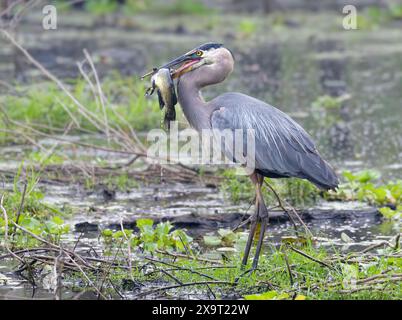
210 92 338 189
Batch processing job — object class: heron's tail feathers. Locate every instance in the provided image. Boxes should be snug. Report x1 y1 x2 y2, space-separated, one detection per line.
301 156 339 191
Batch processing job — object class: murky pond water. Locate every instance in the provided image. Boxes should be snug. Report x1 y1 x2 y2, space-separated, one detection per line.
0 11 401 299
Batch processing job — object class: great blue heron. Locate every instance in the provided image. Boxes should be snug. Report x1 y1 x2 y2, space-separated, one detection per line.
142 43 339 270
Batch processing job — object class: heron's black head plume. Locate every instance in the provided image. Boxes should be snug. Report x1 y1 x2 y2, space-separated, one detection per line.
196 43 223 51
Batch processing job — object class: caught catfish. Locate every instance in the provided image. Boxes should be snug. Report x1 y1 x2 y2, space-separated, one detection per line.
145 68 177 130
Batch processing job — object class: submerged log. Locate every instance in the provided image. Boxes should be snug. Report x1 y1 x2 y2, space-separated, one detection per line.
76 206 382 234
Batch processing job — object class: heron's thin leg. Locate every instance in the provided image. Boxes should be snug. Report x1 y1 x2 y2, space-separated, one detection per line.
251 182 269 270
252 209 268 270
240 199 258 268
241 173 265 268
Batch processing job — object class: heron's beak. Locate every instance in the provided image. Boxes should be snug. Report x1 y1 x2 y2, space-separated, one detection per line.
141 52 201 79
171 58 201 79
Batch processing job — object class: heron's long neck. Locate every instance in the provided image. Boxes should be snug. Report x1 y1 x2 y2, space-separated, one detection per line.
177 78 212 131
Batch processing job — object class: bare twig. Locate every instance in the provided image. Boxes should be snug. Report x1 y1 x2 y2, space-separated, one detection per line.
156 250 223 265
12 181 27 237
264 180 312 237
287 245 333 269
120 218 134 282
64 252 108 300
283 250 294 286
145 256 218 281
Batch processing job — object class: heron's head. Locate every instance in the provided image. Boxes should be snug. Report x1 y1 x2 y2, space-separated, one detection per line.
142 43 234 83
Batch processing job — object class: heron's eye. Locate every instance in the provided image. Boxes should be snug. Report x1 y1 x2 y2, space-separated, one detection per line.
195 50 203 57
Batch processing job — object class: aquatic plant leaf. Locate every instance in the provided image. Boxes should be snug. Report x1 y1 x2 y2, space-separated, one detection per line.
139 226 155 243
155 221 173 237
203 235 222 247
244 290 289 300
341 232 353 243
217 228 232 238
281 236 309 246
102 229 113 237
217 228 238 246
342 171 357 182
379 207 401 220
130 237 140 247
112 229 133 239
341 263 359 286
171 229 193 252
51 216 64 225
19 216 42 234
136 218 154 230
44 221 59 234
144 242 157 253
356 170 381 183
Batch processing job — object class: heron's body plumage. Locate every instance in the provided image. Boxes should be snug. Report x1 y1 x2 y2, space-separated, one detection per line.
209 92 339 190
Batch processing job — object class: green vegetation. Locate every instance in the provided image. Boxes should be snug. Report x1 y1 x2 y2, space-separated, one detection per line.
244 291 305 300
221 168 402 220
106 224 401 300
27 151 65 167
82 173 140 192
5 215 70 247
356 5 402 30
156 0 213 16
389 4 402 19
0 75 161 143
0 167 69 248
105 173 139 191
237 19 258 38
121 0 151 15
2 165 59 218
379 207 402 220
237 242 401 300
2 209 400 299
203 228 241 247
85 0 118 16
102 219 193 253
311 94 349 126
69 0 213 16
331 170 402 209
220 169 319 207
